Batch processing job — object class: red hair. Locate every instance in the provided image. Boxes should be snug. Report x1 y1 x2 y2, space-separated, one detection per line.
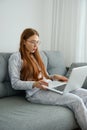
19 28 49 81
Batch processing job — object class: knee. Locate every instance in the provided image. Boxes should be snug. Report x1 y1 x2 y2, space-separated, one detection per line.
74 96 83 106
66 94 84 109
74 95 83 102
66 93 82 102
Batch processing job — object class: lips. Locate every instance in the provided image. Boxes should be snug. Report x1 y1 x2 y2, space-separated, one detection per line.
32 48 37 53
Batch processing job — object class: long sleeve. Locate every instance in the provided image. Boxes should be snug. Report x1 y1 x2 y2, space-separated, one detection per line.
8 52 34 90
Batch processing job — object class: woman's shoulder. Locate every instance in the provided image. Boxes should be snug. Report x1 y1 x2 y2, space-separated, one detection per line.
9 52 21 61
10 52 21 58
8 52 22 73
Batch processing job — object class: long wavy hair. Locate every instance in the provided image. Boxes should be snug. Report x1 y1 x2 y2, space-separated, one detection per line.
19 28 49 81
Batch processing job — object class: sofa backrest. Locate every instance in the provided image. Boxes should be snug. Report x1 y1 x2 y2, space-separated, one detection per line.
0 53 22 98
44 50 67 76
0 51 67 98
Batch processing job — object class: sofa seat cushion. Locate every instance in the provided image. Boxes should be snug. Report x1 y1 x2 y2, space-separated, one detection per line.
0 96 78 130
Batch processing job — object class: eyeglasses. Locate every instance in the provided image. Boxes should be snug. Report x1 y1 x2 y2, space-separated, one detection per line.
27 40 41 45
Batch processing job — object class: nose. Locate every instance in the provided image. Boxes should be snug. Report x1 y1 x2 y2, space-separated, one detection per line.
34 43 38 47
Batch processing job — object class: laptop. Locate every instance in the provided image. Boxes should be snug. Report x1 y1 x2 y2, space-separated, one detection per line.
44 66 87 95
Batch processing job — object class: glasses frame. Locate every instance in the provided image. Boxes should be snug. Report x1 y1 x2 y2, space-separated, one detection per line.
27 40 41 45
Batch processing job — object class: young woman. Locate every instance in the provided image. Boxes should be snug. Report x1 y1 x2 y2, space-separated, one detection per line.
9 28 87 130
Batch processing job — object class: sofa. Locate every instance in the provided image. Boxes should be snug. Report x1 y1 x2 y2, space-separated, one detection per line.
0 50 87 130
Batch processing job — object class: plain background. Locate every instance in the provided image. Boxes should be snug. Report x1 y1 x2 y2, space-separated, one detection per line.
0 0 52 52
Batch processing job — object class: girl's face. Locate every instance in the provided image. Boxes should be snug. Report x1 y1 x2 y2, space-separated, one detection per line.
24 34 40 53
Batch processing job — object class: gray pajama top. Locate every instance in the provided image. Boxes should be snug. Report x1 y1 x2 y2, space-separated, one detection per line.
8 52 40 97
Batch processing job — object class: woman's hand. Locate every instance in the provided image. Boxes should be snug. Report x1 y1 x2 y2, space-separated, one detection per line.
33 80 48 90
53 74 68 82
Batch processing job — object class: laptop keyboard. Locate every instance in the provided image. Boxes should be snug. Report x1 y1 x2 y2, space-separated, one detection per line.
54 84 66 91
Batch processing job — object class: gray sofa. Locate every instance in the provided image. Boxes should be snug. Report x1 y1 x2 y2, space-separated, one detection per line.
0 50 87 130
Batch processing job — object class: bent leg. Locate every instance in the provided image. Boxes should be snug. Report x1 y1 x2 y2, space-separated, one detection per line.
72 88 87 108
27 90 87 130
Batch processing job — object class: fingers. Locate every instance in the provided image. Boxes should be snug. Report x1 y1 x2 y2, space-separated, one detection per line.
40 80 48 86
59 76 68 82
33 80 48 90
39 80 48 90
54 74 68 82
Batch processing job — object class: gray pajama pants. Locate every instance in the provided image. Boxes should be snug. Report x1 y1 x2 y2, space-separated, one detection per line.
27 88 87 130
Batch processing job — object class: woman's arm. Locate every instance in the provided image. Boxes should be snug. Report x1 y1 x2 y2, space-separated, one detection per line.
49 74 68 82
8 52 34 90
